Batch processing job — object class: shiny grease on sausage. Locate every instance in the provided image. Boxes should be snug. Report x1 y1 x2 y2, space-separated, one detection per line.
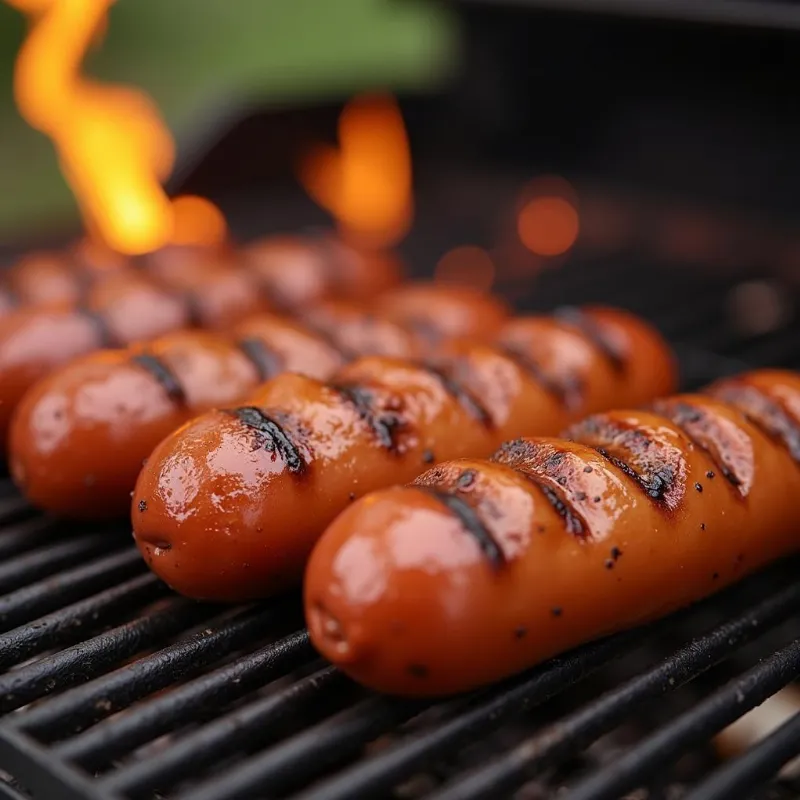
10 298 439 519
304 368 800 696
131 307 675 601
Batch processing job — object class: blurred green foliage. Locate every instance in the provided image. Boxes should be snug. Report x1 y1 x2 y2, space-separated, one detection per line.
0 0 456 242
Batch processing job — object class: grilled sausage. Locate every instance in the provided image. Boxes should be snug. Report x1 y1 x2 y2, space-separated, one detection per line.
10 304 427 519
303 368 800 696
0 273 190 452
243 233 402 309
377 282 510 343
132 307 675 601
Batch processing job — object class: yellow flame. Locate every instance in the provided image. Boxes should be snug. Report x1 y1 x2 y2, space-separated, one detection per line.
8 0 175 254
299 93 413 248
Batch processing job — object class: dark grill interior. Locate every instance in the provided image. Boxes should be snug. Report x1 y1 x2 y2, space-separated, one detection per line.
0 244 799 799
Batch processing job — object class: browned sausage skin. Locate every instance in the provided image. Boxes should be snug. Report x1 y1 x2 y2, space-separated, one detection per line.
0 273 190 452
243 233 402 309
10 302 432 519
377 282 511 344
132 307 675 601
304 369 800 697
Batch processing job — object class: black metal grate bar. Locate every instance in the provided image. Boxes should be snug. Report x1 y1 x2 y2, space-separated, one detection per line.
0 517 64 561
422 576 800 800
684 710 800 800
291 634 643 800
180 696 432 800
0 533 121 595
0 548 145 632
0 597 213 714
98 664 346 797
0 573 166 673
16 602 301 740
55 628 313 769
564 637 800 800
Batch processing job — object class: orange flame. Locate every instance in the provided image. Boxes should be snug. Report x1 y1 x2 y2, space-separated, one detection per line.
170 195 228 248
8 0 176 254
299 93 413 248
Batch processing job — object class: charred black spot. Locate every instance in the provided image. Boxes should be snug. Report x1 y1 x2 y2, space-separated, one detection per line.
605 559 614 570
425 489 505 568
555 306 625 372
422 449 435 464
348 492 356 501
227 407 306 474
574 491 587 502
236 338 282 381
137 499 147 512
514 626 527 639
130 353 186 404
706 471 715 479
583 465 593 473
695 482 703 492
700 522 706 530
332 383 405 452
551 607 563 617
493 437 539 464
611 546 622 560
421 364 493 428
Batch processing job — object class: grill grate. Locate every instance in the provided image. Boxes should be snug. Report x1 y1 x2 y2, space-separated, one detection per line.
0 255 799 799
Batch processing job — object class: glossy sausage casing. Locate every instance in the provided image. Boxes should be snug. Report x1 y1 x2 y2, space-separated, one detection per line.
0 273 189 452
10 299 432 519
243 234 402 309
304 369 800 696
132 307 675 601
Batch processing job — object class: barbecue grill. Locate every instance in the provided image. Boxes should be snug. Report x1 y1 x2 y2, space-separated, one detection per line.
3 3 800 798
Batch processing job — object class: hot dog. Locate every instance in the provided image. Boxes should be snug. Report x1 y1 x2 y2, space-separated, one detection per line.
303 368 800 697
131 307 675 601
1 248 127 313
9 303 428 519
243 233 402 309
0 272 190 452
376 282 510 344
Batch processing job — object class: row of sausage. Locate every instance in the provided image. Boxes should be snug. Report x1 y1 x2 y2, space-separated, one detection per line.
5 237 797 701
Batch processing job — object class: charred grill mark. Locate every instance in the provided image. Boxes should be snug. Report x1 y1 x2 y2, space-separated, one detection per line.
570 416 684 508
655 400 746 492
226 406 306 473
519 473 587 538
299 318 358 362
592 446 675 503
421 364 493 428
130 354 186 404
491 439 591 538
76 306 115 346
331 383 404 452
424 489 505 568
555 306 625 372
236 337 282 381
495 343 579 408
711 383 800 464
